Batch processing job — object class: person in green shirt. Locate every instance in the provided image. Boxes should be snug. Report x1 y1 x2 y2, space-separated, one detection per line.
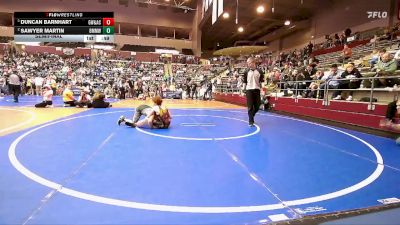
375 53 399 87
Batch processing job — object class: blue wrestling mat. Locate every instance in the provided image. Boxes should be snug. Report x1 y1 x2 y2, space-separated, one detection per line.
0 108 400 224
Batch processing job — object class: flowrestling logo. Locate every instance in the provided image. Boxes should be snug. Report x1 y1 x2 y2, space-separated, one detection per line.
367 11 388 19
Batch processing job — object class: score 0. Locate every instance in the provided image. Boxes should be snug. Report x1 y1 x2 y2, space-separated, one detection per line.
102 18 114 26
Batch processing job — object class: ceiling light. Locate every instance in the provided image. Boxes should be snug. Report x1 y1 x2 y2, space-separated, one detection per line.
238 26 244 32
256 5 265 14
165 0 170 2
284 20 291 26
222 12 229 19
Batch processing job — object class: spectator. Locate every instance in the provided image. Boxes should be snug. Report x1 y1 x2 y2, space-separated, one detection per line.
34 85 53 108
63 84 77 106
369 49 382 68
91 92 112 108
306 70 324 98
319 64 342 98
332 64 362 101
374 53 398 87
76 89 92 108
34 75 44 96
341 44 352 63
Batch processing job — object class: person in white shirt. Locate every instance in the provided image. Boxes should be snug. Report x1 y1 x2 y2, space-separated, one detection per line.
34 85 53 108
76 89 92 108
243 57 264 126
34 76 44 96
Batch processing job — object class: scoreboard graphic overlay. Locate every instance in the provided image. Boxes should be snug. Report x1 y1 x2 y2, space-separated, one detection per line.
14 12 114 43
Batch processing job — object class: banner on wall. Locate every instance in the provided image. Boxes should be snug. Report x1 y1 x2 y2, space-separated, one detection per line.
62 48 74 55
218 0 223 18
212 0 217 24
207 0 223 24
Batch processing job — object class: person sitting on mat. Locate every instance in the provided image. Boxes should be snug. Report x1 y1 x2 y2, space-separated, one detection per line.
63 84 77 107
90 92 112 108
76 89 92 108
34 85 53 108
117 95 171 129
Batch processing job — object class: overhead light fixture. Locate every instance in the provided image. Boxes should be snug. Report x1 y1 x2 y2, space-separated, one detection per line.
238 26 244 32
165 0 170 2
256 5 265 13
311 35 314 38
222 12 230 19
284 20 291 26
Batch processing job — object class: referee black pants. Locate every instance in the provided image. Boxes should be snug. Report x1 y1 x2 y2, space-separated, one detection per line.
246 89 261 124
9 84 21 102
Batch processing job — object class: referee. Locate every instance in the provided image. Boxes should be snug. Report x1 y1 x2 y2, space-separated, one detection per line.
8 70 22 103
243 57 264 127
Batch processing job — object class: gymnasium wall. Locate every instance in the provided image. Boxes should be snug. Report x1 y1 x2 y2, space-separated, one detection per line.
0 26 12 37
269 0 392 53
312 0 390 39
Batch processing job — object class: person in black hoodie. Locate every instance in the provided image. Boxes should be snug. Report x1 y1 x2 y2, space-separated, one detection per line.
90 92 112 108
332 63 362 101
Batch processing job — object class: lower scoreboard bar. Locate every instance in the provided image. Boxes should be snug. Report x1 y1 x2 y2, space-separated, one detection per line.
14 34 114 43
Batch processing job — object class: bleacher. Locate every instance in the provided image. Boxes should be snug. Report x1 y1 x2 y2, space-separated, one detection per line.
212 30 400 133
316 39 399 69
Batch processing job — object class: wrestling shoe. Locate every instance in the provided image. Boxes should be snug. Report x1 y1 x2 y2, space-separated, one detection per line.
117 116 125 126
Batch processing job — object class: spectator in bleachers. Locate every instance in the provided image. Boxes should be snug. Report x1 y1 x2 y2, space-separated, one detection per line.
307 42 314 54
344 28 352 38
393 49 400 69
319 64 342 98
282 69 296 97
340 33 347 45
341 44 352 63
0 75 8 96
332 63 362 101
305 70 324 98
369 49 381 68
303 64 316 78
190 82 197 99
34 75 44 96
104 84 115 98
25 77 33 95
334 34 341 46
374 53 398 87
